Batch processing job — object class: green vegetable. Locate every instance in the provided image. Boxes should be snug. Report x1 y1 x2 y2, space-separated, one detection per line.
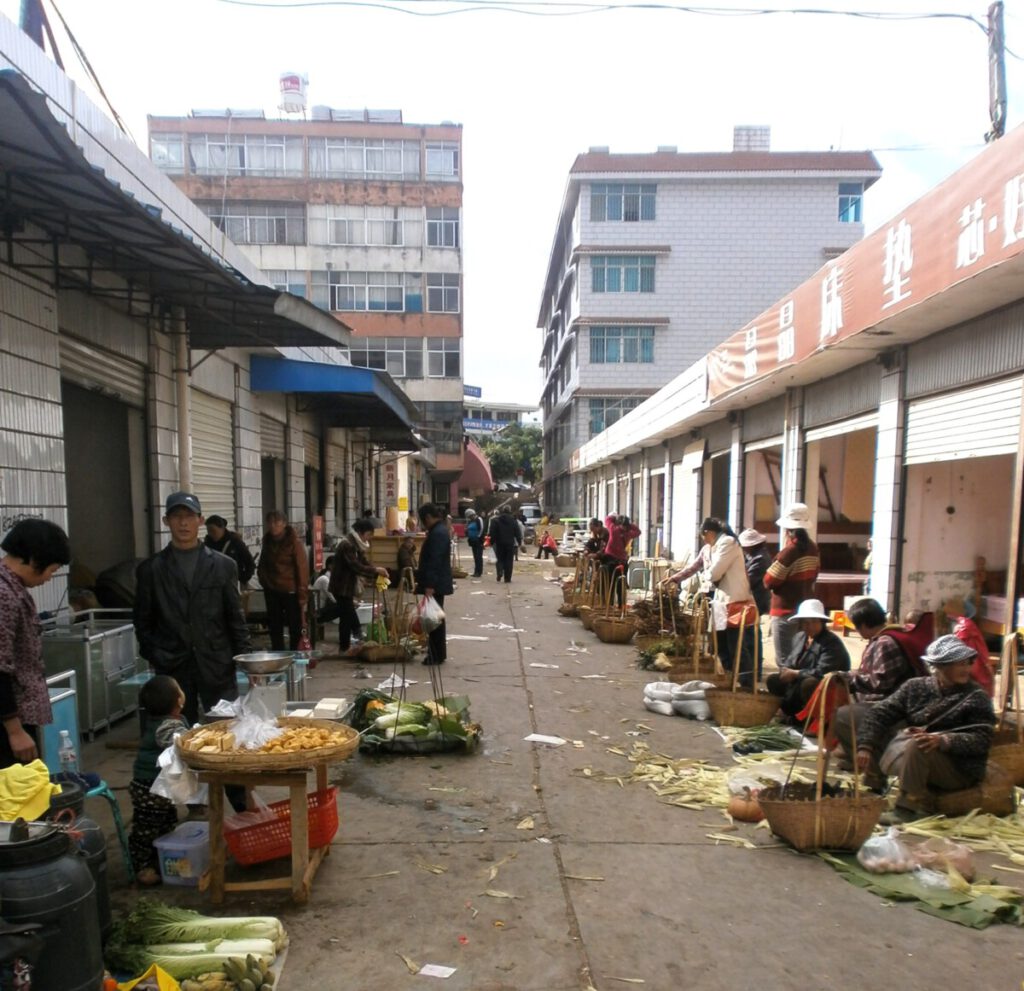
372 703 430 730
104 944 243 981
110 899 287 951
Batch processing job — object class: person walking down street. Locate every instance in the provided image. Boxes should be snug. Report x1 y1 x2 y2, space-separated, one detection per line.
602 514 641 607
765 598 850 721
0 520 71 769
329 520 388 656
488 507 522 583
203 515 255 586
739 528 772 664
416 503 453 666
257 510 310 651
134 492 252 724
856 635 996 824
464 510 484 578
764 503 820 668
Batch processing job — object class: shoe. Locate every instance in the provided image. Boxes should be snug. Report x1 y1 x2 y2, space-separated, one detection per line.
136 867 161 886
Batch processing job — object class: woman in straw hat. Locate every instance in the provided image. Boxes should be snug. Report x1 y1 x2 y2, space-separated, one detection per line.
764 502 820 668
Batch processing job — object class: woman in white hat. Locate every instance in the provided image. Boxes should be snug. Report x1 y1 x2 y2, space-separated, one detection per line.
764 503 820 668
855 634 996 824
765 598 850 720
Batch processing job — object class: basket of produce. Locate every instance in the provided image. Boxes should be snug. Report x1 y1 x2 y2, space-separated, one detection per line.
989 638 1024 785
349 690 481 754
592 576 637 645
176 718 359 772
703 605 775 725
757 673 885 852
224 787 340 866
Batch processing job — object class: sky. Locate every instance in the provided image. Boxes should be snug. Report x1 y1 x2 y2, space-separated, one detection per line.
2 0 1023 404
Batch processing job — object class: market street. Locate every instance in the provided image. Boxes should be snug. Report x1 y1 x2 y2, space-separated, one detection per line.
96 562 1023 991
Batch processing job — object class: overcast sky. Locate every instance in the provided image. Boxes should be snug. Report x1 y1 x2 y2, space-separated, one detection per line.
2 0 1022 404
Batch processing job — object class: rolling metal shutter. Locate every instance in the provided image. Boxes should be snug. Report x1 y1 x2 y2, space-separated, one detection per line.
260 414 286 460
905 377 1021 465
804 411 878 444
303 431 321 469
190 390 235 522
59 337 145 407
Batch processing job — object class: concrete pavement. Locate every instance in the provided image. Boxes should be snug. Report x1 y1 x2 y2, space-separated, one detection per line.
91 562 1022 991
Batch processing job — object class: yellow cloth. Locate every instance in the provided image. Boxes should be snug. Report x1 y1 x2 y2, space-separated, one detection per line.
0 759 61 821
117 964 181 990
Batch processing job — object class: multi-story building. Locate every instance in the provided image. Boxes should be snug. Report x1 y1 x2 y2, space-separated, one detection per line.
147 107 465 511
462 400 539 439
537 125 882 515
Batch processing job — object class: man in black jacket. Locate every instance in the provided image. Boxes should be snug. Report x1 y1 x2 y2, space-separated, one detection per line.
415 503 453 666
134 492 252 723
203 515 256 586
488 506 523 584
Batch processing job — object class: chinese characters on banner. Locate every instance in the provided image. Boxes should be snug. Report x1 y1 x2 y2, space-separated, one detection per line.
312 515 324 572
707 125 1024 400
384 462 397 504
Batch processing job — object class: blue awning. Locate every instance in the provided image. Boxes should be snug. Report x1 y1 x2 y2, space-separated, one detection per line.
249 355 421 450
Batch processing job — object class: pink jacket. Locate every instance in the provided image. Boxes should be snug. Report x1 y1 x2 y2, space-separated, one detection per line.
603 516 641 562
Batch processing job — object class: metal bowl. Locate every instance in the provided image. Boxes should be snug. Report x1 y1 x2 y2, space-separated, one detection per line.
234 651 295 674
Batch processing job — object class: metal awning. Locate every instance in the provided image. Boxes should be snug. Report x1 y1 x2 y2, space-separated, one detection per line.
0 70 349 350
249 355 422 451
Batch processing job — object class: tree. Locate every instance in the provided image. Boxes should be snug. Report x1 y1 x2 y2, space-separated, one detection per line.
481 423 543 484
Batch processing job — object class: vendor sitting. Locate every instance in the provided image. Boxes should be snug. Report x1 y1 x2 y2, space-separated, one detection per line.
855 634 995 824
765 598 850 721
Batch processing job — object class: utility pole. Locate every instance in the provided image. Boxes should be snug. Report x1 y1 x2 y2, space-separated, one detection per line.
986 1 1006 142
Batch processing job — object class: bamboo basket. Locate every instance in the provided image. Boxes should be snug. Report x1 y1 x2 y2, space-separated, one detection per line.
989 637 1024 785
578 560 604 631
592 576 637 645
704 604 771 723
177 717 360 772
358 642 408 663
554 554 576 568
758 674 885 852
933 763 1017 817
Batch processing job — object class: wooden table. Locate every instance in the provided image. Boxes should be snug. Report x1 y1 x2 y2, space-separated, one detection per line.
199 760 331 905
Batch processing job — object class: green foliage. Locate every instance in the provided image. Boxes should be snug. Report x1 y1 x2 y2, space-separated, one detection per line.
481 423 543 484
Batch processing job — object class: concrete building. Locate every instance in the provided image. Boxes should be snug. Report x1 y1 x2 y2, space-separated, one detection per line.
538 126 881 515
147 107 464 511
571 119 1024 640
462 400 539 438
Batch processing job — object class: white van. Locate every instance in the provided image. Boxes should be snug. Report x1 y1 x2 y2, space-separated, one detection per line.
519 504 543 525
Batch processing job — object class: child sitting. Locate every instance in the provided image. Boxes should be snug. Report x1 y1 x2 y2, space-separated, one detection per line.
129 675 189 886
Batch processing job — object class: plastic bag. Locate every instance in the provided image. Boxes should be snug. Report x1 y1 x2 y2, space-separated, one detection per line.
413 595 445 635
857 827 916 874
150 734 207 805
643 698 675 716
643 682 675 702
909 836 976 881
223 790 277 833
207 693 283 751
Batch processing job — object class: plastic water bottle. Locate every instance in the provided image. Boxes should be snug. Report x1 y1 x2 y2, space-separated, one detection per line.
58 729 79 775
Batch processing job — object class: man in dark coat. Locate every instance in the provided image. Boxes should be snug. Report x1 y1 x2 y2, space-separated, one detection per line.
203 515 256 585
765 598 850 720
134 492 252 724
415 503 453 666
488 506 522 584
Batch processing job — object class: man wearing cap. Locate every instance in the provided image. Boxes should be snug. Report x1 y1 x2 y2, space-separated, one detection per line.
856 634 995 823
764 502 820 668
134 492 252 724
203 515 256 586
765 598 850 720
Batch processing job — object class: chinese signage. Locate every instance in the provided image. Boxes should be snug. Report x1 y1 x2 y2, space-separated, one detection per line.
463 384 482 398
463 418 505 432
384 461 397 503
312 515 324 571
707 123 1024 400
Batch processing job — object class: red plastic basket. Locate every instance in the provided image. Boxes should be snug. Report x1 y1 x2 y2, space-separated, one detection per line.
224 787 339 866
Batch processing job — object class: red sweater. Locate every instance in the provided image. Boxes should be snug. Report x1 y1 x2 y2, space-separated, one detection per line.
763 537 819 616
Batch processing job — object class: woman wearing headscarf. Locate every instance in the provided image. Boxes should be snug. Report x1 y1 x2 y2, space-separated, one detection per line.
764 502 820 670
257 510 310 651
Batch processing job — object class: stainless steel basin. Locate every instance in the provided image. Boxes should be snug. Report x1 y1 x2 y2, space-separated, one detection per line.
234 651 295 674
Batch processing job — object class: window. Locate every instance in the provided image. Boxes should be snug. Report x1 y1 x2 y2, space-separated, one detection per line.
420 401 463 453
426 142 459 179
427 338 461 378
838 182 863 223
589 397 642 437
590 183 656 222
348 337 423 378
328 207 404 246
266 270 307 298
201 202 306 244
188 134 303 176
426 207 460 248
308 138 420 179
151 135 184 173
591 255 655 293
589 326 655 363
328 271 404 311
427 273 460 312
310 270 330 309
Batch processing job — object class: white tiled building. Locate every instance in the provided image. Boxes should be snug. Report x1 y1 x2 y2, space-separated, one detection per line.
538 126 881 515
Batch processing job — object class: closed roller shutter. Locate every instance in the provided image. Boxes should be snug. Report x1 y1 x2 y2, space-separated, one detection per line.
669 440 704 561
260 414 286 459
804 411 878 443
60 337 145 407
190 390 235 522
327 443 345 480
303 431 321 469
905 377 1021 465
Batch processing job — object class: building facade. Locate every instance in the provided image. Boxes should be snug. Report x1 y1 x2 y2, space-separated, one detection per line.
462 400 538 439
147 107 465 510
538 126 881 515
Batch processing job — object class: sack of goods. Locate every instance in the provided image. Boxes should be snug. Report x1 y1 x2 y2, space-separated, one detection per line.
642 680 715 719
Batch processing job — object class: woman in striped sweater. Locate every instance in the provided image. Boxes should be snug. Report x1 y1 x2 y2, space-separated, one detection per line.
764 503 820 668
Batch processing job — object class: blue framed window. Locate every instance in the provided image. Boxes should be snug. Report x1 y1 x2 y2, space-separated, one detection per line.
590 326 655 363
591 183 656 222
591 255 655 293
589 397 642 436
838 182 863 223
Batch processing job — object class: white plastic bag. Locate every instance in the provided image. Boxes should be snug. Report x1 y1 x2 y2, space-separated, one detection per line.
643 681 675 702
207 691 283 751
671 698 711 720
643 698 675 716
223 790 278 832
857 827 916 874
415 595 446 634
150 733 208 805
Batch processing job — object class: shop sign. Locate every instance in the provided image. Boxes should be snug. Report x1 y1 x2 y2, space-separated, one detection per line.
384 462 397 503
708 123 1024 400
312 515 324 571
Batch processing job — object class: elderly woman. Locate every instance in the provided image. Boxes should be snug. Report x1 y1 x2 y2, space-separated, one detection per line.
765 598 850 721
856 635 996 824
329 519 388 656
764 502 820 668
257 510 309 651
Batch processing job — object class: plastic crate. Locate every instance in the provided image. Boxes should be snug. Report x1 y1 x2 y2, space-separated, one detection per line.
223 787 339 866
154 821 210 886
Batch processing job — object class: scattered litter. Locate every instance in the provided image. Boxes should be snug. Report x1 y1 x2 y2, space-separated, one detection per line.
516 816 535 830
360 870 400 879
416 860 448 875
529 663 560 669
470 591 489 596
572 741 585 750
457 935 469 946
352 667 374 679
428 786 466 794
524 646 535 651
482 889 520 899
479 622 526 631
493 920 505 928
605 978 645 985
449 635 490 641
581 674 606 680
524 733 567 747
566 641 590 654
537 837 552 844
486 852 517 882
460 616 475 620
397 952 420 974
489 759 513 765
565 874 604 882
377 674 417 692
419 963 457 978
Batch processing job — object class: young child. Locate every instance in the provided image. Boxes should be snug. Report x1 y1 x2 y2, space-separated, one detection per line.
129 675 189 886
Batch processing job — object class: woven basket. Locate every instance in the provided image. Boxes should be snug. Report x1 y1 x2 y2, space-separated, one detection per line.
578 605 596 631
451 567 469 580
759 782 885 852
592 615 636 644
554 555 576 568
704 688 779 727
358 642 408 663
990 640 1024 786
989 733 1024 787
933 764 1017 817
177 717 359 772
558 602 579 617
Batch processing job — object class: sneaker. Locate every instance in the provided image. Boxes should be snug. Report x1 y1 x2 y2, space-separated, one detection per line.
136 867 161 886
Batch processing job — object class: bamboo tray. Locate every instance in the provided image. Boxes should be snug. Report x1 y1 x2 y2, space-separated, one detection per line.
177 717 360 771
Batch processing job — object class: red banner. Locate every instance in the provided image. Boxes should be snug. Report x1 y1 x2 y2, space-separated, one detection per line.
312 515 324 572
